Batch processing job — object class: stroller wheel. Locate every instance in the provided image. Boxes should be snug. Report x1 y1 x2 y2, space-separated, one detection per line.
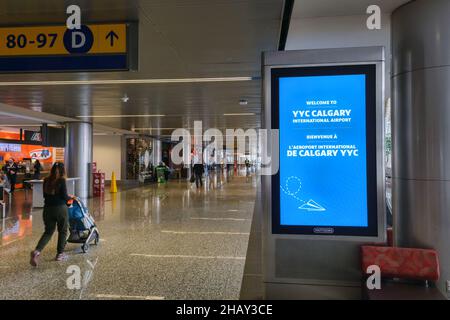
81 243 90 253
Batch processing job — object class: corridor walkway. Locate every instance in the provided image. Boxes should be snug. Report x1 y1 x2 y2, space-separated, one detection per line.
0 173 257 300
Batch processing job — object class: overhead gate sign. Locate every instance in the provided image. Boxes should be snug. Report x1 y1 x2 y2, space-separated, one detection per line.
0 23 137 72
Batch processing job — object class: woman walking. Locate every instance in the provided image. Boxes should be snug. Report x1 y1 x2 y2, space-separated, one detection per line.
30 162 73 266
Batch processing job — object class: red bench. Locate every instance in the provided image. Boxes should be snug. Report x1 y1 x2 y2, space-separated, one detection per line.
361 245 445 300
386 227 393 247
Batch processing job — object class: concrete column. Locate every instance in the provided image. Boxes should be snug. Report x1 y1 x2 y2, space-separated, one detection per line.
392 0 450 296
64 122 93 200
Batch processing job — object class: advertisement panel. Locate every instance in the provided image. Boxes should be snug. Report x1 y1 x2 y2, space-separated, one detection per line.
93 172 105 197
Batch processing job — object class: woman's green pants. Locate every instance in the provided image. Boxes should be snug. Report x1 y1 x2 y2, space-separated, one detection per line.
35 205 69 254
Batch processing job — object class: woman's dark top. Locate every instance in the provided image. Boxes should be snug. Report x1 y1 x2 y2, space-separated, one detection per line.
43 178 71 207
33 162 42 179
34 162 41 174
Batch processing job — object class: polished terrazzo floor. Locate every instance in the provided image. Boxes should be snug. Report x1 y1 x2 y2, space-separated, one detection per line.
0 171 257 300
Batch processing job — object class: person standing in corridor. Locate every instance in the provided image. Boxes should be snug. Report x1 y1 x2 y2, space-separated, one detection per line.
30 162 73 266
3 159 18 193
193 162 204 189
245 158 251 176
33 159 42 180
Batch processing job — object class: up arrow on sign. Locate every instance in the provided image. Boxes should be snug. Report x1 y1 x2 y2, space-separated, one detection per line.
106 30 119 46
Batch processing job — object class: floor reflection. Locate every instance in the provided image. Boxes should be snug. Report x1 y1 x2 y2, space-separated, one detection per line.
1 215 33 247
1 191 33 247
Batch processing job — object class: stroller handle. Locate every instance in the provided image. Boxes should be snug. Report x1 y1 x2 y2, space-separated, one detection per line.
67 195 80 207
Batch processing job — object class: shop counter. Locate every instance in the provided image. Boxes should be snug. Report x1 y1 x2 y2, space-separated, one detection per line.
28 178 80 208
12 171 50 189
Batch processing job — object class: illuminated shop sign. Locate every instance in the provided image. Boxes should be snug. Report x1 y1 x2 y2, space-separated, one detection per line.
0 143 21 152
272 65 378 237
30 149 52 160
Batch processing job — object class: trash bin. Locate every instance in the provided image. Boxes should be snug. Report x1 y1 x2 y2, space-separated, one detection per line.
156 167 166 183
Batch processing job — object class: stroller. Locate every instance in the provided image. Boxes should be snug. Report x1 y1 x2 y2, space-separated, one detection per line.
67 197 100 253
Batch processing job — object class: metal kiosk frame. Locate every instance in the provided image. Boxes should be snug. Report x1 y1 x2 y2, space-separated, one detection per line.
261 46 386 299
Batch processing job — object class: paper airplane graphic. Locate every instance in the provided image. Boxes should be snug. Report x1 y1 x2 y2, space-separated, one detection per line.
299 200 326 212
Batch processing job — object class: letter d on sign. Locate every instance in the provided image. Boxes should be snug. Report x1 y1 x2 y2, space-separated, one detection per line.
72 31 86 48
366 265 381 290
366 5 381 30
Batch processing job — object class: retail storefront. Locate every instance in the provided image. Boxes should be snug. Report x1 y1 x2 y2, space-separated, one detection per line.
125 137 154 181
0 130 65 189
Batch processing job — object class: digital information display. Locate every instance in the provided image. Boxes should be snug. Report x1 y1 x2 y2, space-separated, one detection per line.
271 65 378 236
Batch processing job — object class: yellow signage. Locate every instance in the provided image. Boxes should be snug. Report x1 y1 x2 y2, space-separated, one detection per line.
0 24 127 56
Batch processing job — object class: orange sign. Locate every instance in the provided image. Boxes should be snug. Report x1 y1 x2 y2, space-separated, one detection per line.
0 131 20 140
0 144 56 164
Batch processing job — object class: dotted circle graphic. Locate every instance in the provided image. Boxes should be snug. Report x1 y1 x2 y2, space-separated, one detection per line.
280 176 305 203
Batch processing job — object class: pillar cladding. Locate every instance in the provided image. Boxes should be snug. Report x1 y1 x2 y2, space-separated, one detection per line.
152 138 162 165
64 122 93 199
392 0 450 296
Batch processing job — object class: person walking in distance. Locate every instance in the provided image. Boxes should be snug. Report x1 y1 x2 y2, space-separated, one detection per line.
193 161 204 189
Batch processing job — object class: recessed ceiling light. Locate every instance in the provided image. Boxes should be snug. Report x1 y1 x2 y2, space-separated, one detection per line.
133 128 179 130
0 124 42 127
0 77 255 86
77 114 165 118
223 113 255 116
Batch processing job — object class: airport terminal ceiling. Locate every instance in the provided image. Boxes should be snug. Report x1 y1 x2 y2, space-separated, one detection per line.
292 0 410 18
0 0 284 136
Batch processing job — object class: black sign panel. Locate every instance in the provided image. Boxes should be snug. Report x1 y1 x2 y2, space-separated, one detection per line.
24 130 42 143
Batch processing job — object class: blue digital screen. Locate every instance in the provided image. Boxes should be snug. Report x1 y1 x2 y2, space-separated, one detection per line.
272 65 378 236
